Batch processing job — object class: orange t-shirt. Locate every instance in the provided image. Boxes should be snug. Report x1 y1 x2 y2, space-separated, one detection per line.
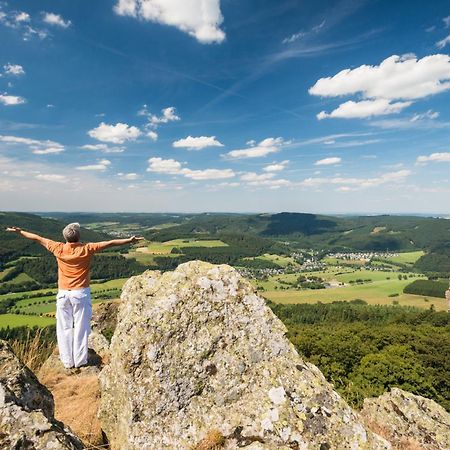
43 240 110 290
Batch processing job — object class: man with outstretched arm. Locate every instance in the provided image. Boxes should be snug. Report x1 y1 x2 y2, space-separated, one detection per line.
6 223 144 370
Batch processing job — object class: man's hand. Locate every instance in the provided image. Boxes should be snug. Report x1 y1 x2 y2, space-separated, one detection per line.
129 236 145 244
445 289 450 300
6 227 22 233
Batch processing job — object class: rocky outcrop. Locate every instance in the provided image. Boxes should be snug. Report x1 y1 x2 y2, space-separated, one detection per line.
0 340 84 449
360 388 450 450
99 261 391 449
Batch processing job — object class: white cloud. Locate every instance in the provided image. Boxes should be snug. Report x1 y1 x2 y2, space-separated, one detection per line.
315 157 342 166
147 157 183 174
88 122 141 144
147 130 158 141
147 156 235 180
43 12 71 28
114 0 225 44
263 160 289 172
416 152 450 164
310 54 450 100
32 147 64 155
436 35 450 49
300 170 411 190
225 137 287 159
0 134 64 154
76 159 111 171
172 135 224 150
3 64 25 76
317 99 412 120
282 31 306 45
15 12 30 23
35 174 66 183
240 172 275 182
118 172 139 180
444 15 450 28
81 144 125 153
182 168 234 180
310 54 450 119
410 110 439 122
0 94 26 105
149 107 180 126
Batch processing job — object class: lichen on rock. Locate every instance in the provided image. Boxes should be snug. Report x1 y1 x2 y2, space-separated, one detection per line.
99 260 391 449
0 340 84 449
360 387 450 450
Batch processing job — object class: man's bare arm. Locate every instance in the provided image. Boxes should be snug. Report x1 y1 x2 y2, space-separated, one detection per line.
5 227 47 244
97 236 144 250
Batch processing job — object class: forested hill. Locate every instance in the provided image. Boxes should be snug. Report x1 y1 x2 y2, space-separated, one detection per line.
0 212 108 265
143 212 450 252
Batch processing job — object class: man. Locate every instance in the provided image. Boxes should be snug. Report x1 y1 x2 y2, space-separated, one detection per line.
6 223 143 369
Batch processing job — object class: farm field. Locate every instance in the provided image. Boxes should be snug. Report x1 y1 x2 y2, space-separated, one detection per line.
144 239 229 254
243 253 299 268
0 314 55 329
377 251 425 265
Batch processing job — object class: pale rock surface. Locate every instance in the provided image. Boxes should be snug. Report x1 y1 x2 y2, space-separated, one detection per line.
0 340 84 449
99 260 392 449
360 388 450 450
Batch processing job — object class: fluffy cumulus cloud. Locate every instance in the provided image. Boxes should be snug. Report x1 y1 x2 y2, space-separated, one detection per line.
114 0 225 44
81 144 125 153
172 135 224 150
42 12 71 28
300 170 411 191
88 122 141 144
0 94 26 106
263 160 289 172
147 156 234 180
147 106 180 126
315 157 342 166
310 54 450 119
118 172 139 180
416 152 450 164
317 99 412 120
225 137 288 159
76 159 111 171
0 134 64 154
3 63 25 76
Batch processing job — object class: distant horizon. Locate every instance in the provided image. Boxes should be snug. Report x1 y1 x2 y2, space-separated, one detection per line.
2 210 450 219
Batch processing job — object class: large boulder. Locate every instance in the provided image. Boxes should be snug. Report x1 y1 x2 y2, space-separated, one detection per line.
0 340 84 449
360 388 450 450
99 261 391 449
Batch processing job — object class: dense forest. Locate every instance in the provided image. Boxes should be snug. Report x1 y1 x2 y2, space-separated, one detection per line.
270 301 450 411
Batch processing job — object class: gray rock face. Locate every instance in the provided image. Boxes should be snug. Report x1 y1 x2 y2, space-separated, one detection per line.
99 261 391 449
0 340 84 449
360 388 450 450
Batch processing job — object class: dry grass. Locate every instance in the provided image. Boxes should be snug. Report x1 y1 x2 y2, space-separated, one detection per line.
191 430 226 450
39 367 103 447
10 328 56 372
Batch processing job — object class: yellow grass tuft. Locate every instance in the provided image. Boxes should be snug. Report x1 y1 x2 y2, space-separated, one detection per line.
191 429 226 450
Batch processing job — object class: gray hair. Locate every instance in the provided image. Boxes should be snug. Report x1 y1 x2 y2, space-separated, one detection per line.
63 222 81 243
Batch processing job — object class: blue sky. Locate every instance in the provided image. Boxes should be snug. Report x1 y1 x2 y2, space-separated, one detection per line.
1 0 450 214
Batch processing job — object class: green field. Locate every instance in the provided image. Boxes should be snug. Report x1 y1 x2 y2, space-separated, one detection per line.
0 314 55 329
145 239 228 254
377 251 425 265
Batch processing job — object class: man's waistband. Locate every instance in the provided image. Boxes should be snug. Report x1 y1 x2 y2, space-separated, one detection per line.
57 287 91 293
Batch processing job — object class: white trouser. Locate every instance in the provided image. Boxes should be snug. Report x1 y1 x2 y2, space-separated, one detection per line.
56 287 92 368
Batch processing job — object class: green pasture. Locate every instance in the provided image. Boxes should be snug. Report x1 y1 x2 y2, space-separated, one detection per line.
322 257 367 266
376 251 425 265
146 239 228 254
0 314 55 329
